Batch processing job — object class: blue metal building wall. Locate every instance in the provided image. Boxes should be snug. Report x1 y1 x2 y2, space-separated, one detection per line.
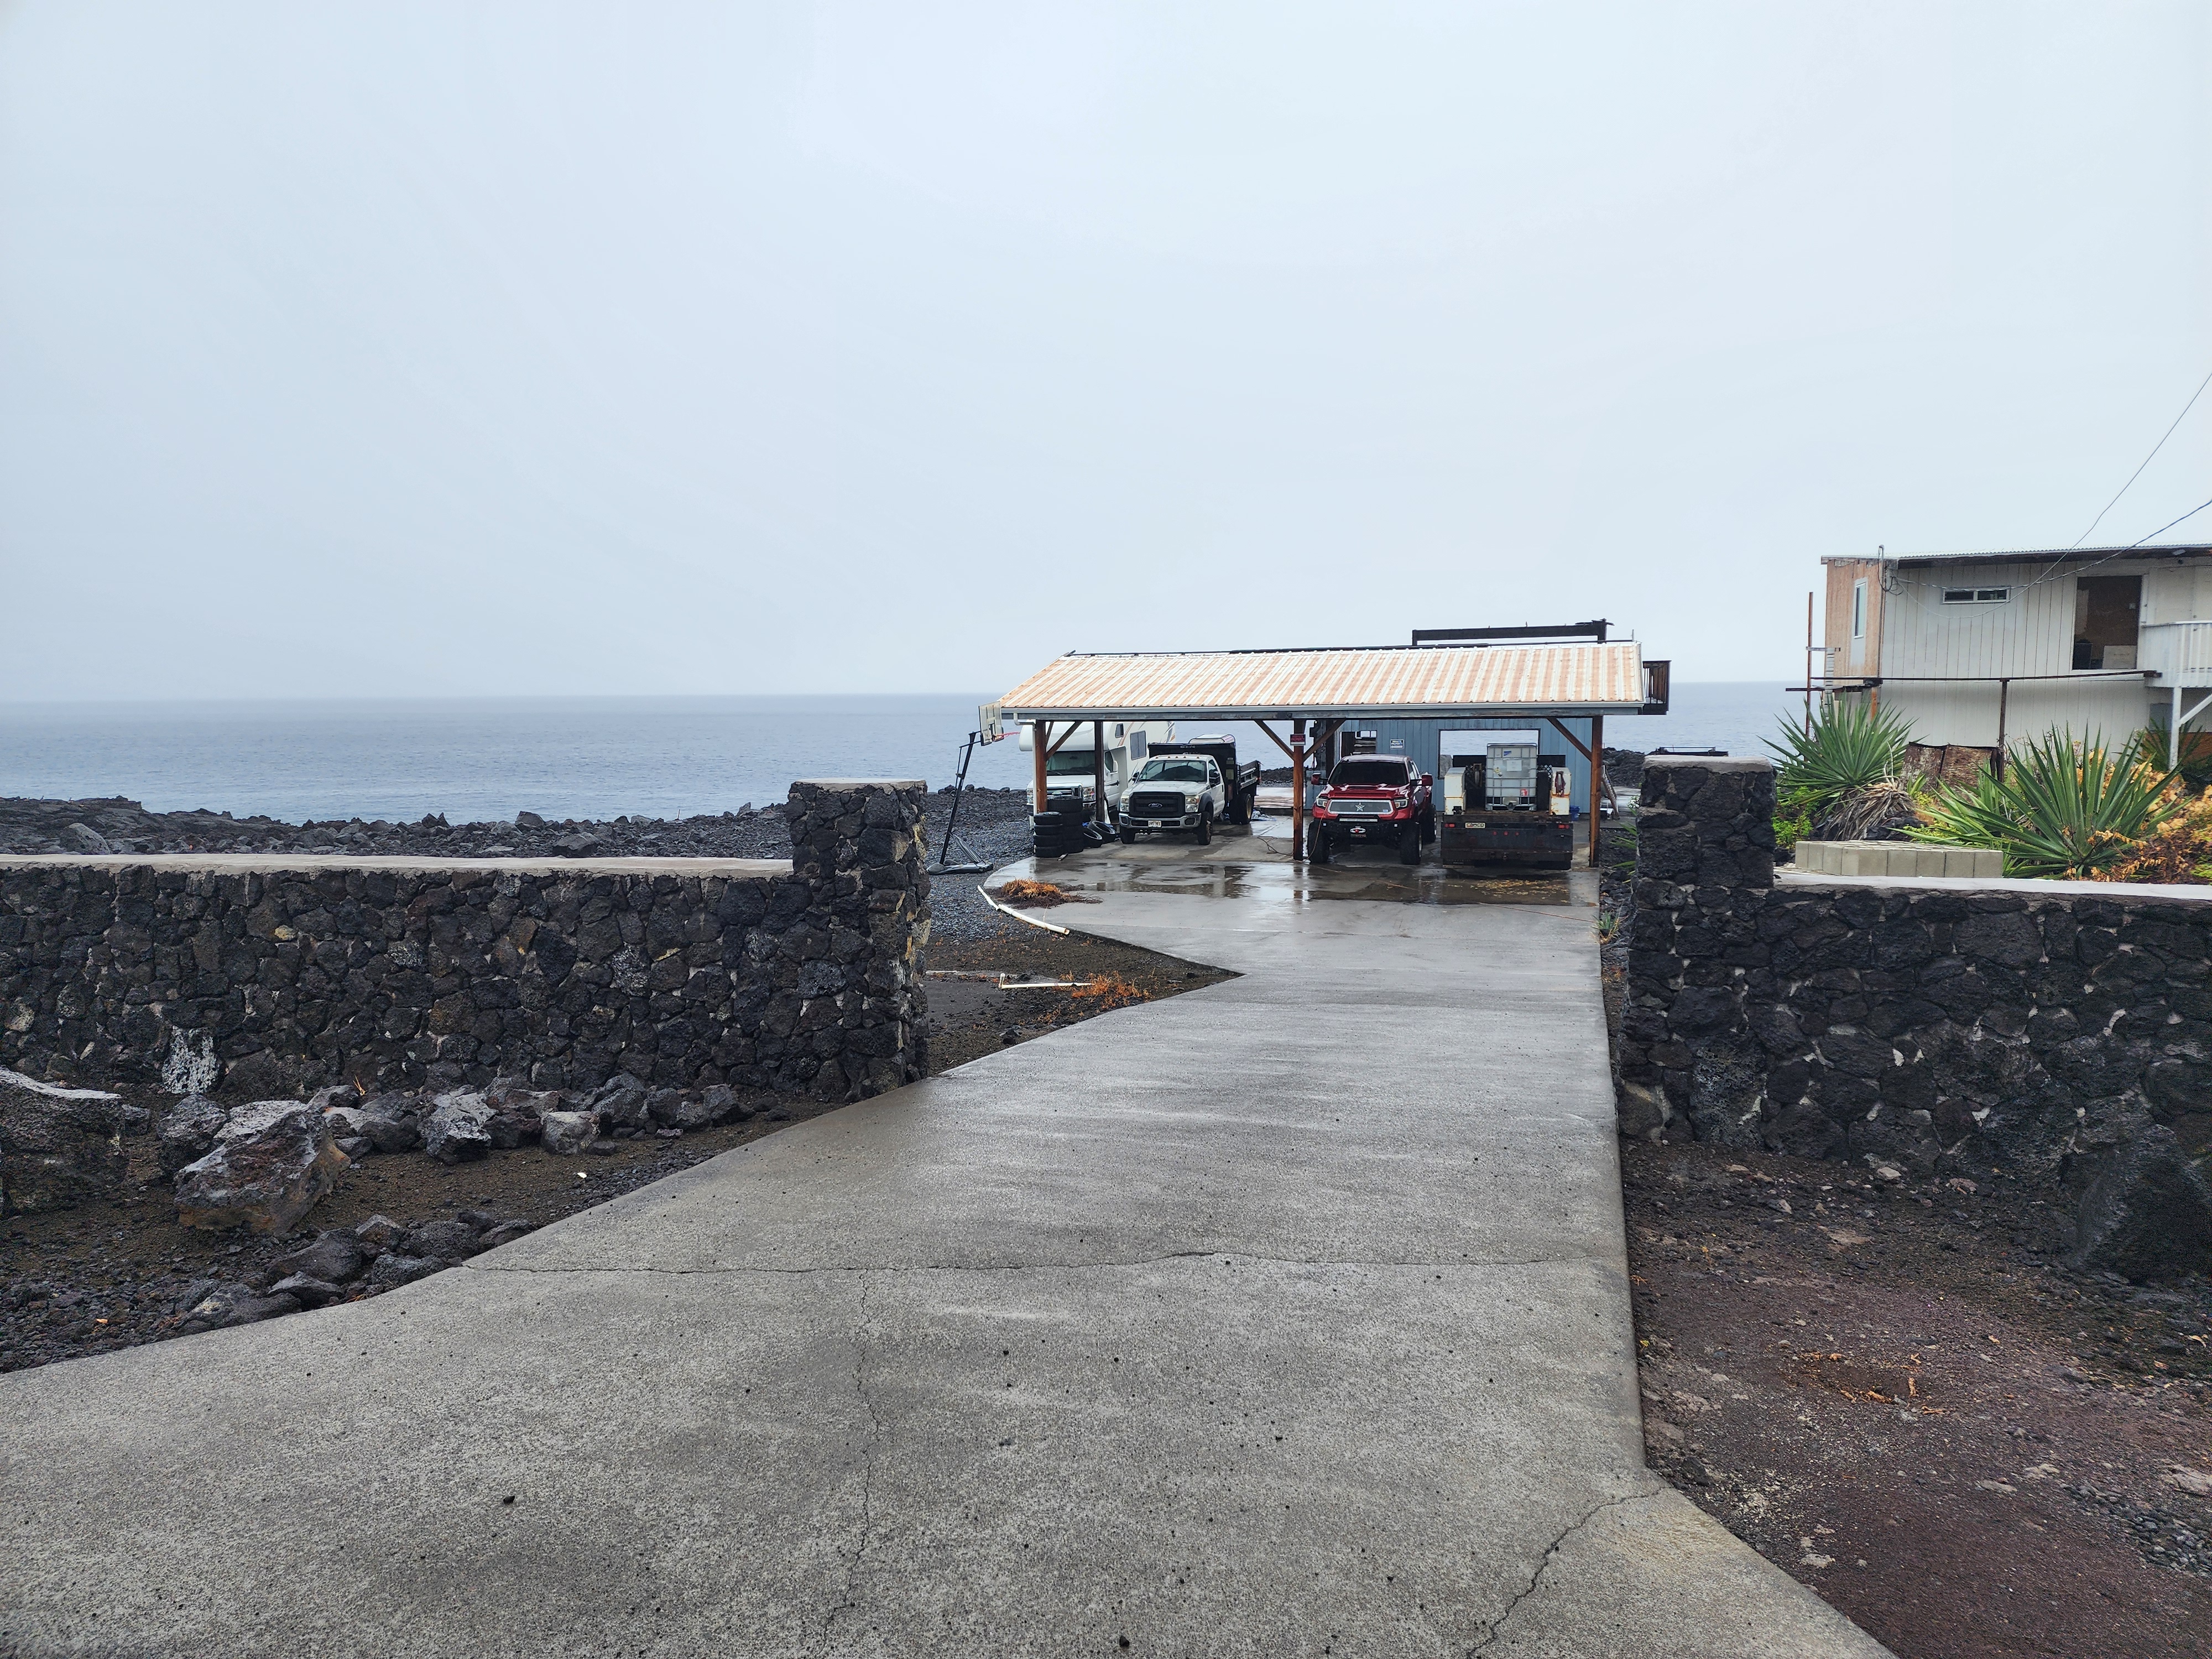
1349 717 1598 813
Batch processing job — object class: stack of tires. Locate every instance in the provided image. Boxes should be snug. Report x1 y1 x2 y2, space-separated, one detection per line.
1031 812 1086 859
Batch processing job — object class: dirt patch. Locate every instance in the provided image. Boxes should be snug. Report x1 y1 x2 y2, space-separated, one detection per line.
924 926 1232 1076
1625 1138 2212 1658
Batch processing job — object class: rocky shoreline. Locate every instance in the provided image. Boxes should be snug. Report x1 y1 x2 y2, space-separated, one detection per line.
0 787 1039 862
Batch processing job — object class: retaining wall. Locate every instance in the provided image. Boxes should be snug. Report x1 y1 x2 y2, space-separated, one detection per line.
0 780 930 1104
1618 756 2212 1276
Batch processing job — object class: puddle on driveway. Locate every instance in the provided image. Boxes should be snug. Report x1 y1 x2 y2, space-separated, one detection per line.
1032 857 1574 908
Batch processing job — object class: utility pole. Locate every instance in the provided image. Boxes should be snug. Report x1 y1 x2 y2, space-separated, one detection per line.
1805 592 1815 737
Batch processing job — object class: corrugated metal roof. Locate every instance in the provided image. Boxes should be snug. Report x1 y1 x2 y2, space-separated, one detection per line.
999 643 1648 718
1823 542 2210 568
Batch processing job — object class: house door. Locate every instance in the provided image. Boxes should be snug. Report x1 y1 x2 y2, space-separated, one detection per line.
2074 575 2141 670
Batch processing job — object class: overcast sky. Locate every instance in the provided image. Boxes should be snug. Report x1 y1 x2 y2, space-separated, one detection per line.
3 2 2206 701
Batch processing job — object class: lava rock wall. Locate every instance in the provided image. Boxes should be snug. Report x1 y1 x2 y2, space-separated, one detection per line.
0 781 929 1105
1618 756 2212 1275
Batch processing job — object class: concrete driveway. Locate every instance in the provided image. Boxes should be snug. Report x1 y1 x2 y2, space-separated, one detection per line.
0 860 1888 1658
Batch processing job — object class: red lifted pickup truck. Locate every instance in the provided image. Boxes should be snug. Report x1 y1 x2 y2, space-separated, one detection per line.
1311 755 1433 865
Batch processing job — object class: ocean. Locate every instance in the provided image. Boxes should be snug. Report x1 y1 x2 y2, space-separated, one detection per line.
0 685 1800 825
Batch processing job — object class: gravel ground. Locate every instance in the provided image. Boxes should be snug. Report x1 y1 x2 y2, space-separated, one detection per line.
917 790 1038 947
924 921 1232 1074
1625 1140 2211 1658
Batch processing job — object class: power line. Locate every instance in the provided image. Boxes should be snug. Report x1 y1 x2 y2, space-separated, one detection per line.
2130 493 2212 547
2071 363 2212 549
2008 487 2212 597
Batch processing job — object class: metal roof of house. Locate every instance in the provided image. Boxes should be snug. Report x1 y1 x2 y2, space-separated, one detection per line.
1823 542 2211 569
998 642 1650 719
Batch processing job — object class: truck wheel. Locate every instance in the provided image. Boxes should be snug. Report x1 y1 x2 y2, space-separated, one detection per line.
1311 827 1331 865
1398 822 1421 865
1196 805 1213 846
1118 825 1138 846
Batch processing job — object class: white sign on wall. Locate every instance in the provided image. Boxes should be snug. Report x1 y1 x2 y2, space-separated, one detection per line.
978 703 1005 744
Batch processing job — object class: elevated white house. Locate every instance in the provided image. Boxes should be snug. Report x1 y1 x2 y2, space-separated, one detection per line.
1820 544 2212 770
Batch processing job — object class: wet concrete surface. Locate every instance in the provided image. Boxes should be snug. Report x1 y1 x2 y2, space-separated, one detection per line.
1023 818 1585 908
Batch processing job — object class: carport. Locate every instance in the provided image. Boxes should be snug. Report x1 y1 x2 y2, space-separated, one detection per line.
994 639 1668 864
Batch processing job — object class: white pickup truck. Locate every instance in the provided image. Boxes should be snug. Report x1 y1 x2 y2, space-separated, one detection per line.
1118 754 1230 844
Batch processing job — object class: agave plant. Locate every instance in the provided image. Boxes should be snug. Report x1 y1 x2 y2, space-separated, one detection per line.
1765 701 1914 817
1906 729 2182 879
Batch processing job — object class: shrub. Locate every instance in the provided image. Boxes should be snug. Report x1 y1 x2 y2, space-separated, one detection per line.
1906 729 2182 880
2094 787 2212 884
1766 701 1916 847
1772 802 1813 856
1766 701 1915 813
2136 723 2212 792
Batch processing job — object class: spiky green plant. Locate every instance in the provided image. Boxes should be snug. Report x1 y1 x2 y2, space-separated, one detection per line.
1905 729 2182 879
1765 701 1914 818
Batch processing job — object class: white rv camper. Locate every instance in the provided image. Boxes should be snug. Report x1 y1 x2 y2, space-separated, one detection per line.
1018 719 1175 821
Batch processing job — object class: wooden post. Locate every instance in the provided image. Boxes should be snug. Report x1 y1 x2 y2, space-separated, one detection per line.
1291 717 1307 862
1031 721 1048 814
1587 714 1604 868
1092 719 1106 825
1995 680 2009 782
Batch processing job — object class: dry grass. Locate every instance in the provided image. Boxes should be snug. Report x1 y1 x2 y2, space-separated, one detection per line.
2093 787 2212 884
993 879 1098 908
1070 973 1151 1009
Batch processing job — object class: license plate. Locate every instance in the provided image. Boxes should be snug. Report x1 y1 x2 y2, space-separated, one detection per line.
1349 826 1368 837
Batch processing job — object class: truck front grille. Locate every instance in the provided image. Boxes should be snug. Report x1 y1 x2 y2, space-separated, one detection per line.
1329 798 1387 815
1129 791 1187 818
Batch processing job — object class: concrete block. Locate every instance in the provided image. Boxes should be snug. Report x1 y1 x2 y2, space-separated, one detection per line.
1796 840 2007 881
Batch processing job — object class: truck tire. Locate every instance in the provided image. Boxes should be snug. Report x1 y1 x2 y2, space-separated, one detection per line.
1311 826 1331 865
1398 821 1421 865
1119 825 1138 846
1196 804 1213 846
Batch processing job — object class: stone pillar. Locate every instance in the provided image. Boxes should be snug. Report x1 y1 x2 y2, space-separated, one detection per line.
781 780 932 1101
1618 757 1776 1144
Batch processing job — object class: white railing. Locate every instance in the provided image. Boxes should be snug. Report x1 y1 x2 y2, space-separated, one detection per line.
2138 620 2212 687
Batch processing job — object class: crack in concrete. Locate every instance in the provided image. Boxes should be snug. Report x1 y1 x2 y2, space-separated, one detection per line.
822 1277 884 1646
464 1248 1609 1279
1464 1486 1656 1656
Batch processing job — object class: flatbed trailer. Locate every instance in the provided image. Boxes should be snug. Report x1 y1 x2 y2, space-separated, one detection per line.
1437 744 1576 870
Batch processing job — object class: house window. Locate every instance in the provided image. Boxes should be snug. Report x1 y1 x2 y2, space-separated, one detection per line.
1851 581 1867 639
1941 587 2009 604
2074 574 2141 671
